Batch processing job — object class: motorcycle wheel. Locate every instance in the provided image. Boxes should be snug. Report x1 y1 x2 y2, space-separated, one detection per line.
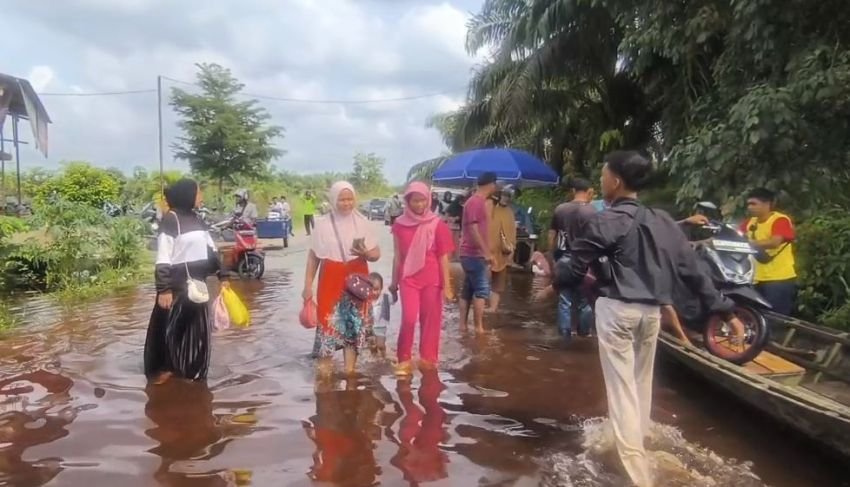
703 305 770 365
237 253 265 279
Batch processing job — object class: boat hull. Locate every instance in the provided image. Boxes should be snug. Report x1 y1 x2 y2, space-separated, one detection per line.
658 333 850 459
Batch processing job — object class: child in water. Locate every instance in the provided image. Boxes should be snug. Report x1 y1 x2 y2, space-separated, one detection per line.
368 272 392 359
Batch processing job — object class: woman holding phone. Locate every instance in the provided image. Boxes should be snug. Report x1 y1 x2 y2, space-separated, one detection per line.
302 181 381 375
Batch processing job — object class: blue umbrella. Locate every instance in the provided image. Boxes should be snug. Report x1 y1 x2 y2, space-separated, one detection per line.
431 148 559 187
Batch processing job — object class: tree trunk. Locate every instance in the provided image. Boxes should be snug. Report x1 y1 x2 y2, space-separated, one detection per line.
218 177 224 210
550 136 566 179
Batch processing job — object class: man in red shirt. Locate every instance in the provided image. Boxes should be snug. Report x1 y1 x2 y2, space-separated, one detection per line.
459 172 498 332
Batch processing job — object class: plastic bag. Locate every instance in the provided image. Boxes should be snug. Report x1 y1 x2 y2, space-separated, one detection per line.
221 287 250 327
212 294 231 331
299 299 318 329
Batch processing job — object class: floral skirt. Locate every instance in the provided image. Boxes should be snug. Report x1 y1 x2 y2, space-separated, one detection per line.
313 294 373 358
312 258 370 359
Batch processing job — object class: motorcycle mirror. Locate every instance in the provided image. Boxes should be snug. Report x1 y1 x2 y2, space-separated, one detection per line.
527 207 533 214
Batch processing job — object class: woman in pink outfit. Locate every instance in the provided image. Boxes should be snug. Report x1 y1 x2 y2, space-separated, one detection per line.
389 182 455 376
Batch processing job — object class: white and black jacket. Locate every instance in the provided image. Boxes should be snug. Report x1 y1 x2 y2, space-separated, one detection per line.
155 212 221 293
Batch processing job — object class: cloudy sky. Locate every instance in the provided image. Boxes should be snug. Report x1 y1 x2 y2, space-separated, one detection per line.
4 0 485 183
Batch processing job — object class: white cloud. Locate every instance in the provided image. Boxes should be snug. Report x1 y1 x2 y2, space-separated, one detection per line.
4 0 480 183
27 66 55 92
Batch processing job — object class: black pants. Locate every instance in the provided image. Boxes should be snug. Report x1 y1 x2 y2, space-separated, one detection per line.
304 214 315 235
756 279 798 316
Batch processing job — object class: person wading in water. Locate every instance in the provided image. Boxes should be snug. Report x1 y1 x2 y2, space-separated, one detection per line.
145 179 229 385
551 151 733 487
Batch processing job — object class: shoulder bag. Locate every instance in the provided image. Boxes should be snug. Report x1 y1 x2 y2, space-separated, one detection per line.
171 211 210 304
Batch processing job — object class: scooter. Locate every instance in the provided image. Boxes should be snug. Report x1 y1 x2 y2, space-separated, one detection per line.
674 202 772 364
210 217 265 279
564 202 771 365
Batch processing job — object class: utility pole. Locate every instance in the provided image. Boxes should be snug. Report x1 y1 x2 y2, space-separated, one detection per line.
157 75 164 195
12 115 21 205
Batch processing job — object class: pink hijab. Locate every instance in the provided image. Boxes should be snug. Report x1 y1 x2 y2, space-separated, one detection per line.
395 181 440 278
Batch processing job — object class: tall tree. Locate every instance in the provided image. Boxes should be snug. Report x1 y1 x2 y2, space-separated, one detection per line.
350 152 388 194
171 63 283 197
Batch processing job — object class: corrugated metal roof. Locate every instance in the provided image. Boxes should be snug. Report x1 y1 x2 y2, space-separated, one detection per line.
0 73 51 157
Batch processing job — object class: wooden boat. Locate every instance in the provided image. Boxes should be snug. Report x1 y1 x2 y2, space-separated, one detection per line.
658 312 850 459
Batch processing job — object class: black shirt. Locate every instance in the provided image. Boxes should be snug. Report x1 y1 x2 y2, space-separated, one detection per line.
554 198 732 312
550 200 597 259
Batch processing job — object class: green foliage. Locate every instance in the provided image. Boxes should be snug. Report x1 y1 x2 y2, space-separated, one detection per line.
34 162 122 208
350 153 389 194
0 217 28 241
1 200 146 294
120 167 186 206
795 211 850 323
819 303 850 332
171 63 284 193
406 156 448 183
0 302 19 333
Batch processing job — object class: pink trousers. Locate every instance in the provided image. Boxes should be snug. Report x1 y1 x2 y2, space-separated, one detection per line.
398 284 443 363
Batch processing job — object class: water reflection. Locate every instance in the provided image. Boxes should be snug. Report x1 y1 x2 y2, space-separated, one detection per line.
391 370 449 485
0 370 74 487
144 380 258 486
304 377 383 485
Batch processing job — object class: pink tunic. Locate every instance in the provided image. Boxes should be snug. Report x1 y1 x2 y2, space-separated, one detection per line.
392 220 455 289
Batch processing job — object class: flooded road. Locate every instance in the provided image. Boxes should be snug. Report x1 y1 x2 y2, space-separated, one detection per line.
1 223 848 486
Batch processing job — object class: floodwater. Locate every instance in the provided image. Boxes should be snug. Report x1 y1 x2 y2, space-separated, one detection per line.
1 226 849 487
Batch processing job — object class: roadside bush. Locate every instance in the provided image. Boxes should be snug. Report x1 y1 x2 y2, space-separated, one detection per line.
34 162 121 208
0 217 29 240
1 200 146 293
795 210 850 325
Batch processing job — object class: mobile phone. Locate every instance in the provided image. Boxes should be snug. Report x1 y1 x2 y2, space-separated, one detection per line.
353 237 366 250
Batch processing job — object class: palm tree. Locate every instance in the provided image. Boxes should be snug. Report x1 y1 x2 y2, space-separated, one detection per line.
449 0 658 178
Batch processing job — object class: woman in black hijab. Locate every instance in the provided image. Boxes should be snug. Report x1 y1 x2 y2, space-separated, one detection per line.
144 179 227 384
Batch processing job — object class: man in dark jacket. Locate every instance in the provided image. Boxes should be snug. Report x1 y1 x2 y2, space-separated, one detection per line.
553 151 732 487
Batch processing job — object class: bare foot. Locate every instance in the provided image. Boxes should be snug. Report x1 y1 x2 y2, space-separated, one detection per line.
317 363 333 378
475 326 486 334
151 372 173 385
395 361 413 377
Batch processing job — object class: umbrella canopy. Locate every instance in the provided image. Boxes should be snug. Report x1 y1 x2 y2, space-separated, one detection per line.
431 148 559 187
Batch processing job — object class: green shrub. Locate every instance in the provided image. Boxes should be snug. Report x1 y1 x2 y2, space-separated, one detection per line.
107 217 146 268
34 162 121 208
795 210 850 323
0 217 29 240
819 302 850 332
1 199 146 294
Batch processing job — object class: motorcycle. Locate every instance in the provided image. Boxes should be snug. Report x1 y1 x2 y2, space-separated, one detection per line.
564 201 771 365
210 217 265 279
674 202 772 364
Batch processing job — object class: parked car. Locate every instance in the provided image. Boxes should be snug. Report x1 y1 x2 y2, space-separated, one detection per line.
367 198 387 221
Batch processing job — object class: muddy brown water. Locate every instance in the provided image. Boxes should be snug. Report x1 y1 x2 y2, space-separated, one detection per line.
1 227 849 486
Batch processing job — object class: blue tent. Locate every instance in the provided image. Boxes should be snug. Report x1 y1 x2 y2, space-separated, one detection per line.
431 148 559 187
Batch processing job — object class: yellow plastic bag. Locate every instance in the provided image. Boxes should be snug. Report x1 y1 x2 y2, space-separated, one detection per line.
221 287 250 327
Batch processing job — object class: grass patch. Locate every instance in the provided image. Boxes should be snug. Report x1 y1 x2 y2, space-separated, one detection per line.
0 302 20 333
54 265 150 303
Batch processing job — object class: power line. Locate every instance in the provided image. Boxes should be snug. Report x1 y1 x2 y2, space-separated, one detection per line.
161 76 464 104
38 78 465 103
40 89 156 97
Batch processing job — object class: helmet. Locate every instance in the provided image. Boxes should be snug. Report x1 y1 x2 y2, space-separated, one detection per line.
234 189 249 200
500 185 516 198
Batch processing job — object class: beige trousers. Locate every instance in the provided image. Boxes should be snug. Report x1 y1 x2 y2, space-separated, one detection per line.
595 297 661 487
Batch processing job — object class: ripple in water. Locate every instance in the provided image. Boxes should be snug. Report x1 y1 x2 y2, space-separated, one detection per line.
538 418 766 487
